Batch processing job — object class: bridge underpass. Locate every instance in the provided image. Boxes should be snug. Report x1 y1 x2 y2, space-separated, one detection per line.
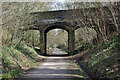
46 29 69 56
43 25 74 56
28 4 119 56
20 4 120 79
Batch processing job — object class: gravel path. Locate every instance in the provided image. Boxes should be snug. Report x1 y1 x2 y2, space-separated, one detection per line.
20 48 87 80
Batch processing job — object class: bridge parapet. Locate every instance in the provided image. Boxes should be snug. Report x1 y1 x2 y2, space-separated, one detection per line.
28 3 119 55
30 4 119 29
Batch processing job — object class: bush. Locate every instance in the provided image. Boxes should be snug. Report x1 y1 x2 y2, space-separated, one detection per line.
2 41 43 79
2 69 20 79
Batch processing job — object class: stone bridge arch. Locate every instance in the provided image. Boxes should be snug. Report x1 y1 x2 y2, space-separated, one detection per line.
40 22 75 55
29 4 119 55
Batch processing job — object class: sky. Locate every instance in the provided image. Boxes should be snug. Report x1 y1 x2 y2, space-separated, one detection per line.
57 0 65 2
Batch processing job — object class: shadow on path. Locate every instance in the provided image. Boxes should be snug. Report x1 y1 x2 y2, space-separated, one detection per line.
19 48 88 79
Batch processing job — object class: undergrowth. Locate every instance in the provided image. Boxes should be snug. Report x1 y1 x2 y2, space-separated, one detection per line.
1 42 43 79
77 33 120 78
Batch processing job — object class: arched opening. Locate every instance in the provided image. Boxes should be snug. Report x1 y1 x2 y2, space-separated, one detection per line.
74 27 97 55
44 24 70 56
23 30 40 47
46 29 68 56
39 23 75 56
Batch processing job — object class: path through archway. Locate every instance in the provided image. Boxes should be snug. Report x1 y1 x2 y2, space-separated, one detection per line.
46 29 68 56
39 23 75 56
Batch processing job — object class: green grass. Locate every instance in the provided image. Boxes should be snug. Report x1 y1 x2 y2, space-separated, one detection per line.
1 41 43 79
16 42 41 61
77 33 120 78
2 69 20 79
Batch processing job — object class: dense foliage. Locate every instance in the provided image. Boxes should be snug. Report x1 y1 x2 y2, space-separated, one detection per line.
1 2 120 79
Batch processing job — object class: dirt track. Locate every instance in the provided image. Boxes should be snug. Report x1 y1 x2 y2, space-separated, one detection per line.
20 48 88 79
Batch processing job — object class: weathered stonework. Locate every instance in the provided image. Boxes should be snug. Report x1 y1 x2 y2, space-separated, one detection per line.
29 4 119 55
